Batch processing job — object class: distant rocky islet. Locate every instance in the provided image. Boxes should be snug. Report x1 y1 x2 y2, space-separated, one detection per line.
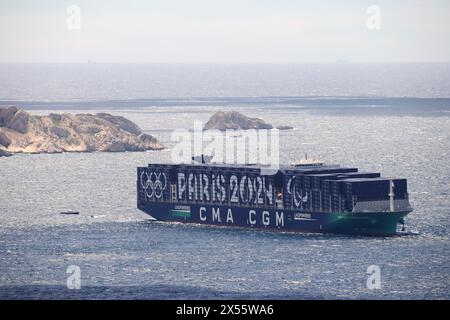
203 111 293 131
0 106 164 157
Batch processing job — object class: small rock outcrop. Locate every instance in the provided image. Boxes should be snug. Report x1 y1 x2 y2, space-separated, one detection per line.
0 106 164 155
204 111 273 131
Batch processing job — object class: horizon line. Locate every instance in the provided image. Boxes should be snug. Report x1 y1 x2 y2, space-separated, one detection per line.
1 61 450 65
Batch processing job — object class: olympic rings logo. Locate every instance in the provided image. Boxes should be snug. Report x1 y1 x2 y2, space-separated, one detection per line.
140 171 167 199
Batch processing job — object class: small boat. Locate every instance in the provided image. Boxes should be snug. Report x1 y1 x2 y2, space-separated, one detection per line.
59 211 80 215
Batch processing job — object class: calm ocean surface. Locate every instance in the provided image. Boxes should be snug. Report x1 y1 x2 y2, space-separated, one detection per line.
0 64 449 299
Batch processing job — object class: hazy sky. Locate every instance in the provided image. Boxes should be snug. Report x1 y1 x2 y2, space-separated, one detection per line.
1 0 449 63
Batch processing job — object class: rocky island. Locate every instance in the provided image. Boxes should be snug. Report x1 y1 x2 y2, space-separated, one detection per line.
0 106 164 156
204 111 293 131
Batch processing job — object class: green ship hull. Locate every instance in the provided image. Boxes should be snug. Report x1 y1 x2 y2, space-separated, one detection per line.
320 210 412 235
140 201 412 236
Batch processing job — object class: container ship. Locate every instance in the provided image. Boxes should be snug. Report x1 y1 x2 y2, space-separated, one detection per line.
137 157 412 235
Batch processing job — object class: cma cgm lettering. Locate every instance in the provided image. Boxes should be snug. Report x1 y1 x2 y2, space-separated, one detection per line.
198 206 285 227
137 161 413 236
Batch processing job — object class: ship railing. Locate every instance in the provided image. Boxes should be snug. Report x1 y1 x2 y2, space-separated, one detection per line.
352 199 412 213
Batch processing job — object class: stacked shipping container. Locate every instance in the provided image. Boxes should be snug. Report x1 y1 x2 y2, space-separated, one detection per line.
139 163 408 213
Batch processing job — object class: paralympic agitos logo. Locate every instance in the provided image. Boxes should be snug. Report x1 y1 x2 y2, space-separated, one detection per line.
140 171 167 199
